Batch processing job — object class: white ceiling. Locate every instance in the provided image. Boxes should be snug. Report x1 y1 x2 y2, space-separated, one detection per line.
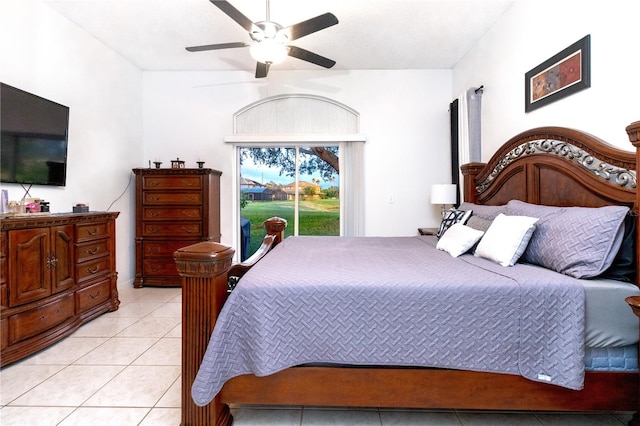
44 0 514 73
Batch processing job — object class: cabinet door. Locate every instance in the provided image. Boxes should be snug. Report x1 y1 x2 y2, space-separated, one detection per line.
9 228 51 306
51 225 74 294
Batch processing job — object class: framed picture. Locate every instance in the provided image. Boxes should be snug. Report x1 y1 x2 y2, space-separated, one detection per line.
525 35 590 112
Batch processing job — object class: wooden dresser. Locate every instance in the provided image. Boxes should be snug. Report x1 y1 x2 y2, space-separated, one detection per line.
133 168 221 287
0 211 119 367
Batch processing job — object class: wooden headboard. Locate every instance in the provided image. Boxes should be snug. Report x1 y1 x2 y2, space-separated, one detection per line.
461 121 639 287
461 126 637 210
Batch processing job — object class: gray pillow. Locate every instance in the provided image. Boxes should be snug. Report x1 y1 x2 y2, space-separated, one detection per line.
466 216 493 233
458 202 506 221
505 200 628 278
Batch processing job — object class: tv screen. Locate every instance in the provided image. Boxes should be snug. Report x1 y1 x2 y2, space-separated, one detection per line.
1 83 69 186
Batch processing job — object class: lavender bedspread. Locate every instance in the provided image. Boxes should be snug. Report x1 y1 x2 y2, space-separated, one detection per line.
191 236 585 406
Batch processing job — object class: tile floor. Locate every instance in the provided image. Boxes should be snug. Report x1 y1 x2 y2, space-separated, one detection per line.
0 284 635 425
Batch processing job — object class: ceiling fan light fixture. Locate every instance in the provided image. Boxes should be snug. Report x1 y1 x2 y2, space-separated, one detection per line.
250 39 288 65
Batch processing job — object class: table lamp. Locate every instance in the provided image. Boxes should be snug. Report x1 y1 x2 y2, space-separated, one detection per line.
430 184 457 216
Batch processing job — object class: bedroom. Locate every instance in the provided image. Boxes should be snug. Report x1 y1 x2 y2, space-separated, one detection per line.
1 0 639 424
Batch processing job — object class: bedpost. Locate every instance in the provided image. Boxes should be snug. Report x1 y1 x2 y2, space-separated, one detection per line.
626 120 640 211
264 217 287 244
226 217 288 282
626 120 640 287
460 162 485 203
175 242 235 426
625 120 640 426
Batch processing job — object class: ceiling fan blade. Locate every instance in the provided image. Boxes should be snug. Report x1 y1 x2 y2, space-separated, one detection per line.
210 0 259 33
255 62 270 78
284 12 338 41
186 42 249 52
287 45 336 68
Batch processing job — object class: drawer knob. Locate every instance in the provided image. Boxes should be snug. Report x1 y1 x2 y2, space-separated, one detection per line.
147 226 160 234
46 255 58 270
86 228 99 236
86 247 100 255
89 289 103 299
87 265 100 274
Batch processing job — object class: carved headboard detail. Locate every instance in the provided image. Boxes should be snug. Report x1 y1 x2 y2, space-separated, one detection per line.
461 126 637 210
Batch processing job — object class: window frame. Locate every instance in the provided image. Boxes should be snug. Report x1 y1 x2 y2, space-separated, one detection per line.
228 135 365 261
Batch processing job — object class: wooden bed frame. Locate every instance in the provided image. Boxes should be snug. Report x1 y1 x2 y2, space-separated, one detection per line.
175 121 640 426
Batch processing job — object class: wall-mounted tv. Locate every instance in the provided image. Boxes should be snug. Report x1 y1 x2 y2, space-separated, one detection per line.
1 83 69 186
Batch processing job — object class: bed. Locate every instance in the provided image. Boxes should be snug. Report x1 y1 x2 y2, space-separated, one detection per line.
175 121 640 426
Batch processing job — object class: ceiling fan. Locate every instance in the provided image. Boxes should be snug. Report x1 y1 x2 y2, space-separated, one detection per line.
186 0 339 78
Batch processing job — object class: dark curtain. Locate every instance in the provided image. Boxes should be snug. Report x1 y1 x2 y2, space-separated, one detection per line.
449 99 460 206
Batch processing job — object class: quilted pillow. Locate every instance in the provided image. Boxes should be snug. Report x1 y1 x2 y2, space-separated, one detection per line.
466 216 493 233
436 223 485 257
458 202 506 220
506 200 629 278
436 208 472 238
474 213 538 267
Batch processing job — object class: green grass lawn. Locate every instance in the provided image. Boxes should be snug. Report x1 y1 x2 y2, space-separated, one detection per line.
241 199 339 256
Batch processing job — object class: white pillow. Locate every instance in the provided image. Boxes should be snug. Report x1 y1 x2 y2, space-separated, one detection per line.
436 223 485 258
474 213 539 267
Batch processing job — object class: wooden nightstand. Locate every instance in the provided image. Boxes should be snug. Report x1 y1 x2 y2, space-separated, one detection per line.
418 227 438 236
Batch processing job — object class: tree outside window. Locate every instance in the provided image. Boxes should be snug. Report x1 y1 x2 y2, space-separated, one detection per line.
239 146 340 259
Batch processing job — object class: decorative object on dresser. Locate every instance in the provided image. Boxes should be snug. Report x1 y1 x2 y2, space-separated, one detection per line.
1 212 119 367
133 167 221 288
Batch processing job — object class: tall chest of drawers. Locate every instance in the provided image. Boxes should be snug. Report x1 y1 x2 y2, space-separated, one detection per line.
133 168 222 287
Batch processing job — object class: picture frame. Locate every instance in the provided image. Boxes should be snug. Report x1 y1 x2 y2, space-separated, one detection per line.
525 35 590 112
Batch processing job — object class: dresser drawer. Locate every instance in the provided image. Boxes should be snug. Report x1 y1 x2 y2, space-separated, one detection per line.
76 257 111 284
76 239 110 263
143 240 199 257
143 175 202 190
76 278 111 313
76 222 109 243
143 259 178 277
142 222 201 237
143 192 202 205
142 207 202 221
9 294 75 343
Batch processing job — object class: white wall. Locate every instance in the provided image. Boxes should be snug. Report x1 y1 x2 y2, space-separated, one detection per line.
0 0 143 284
142 69 453 241
453 0 640 158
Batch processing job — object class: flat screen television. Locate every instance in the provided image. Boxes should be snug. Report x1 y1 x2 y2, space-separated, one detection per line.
1 83 69 186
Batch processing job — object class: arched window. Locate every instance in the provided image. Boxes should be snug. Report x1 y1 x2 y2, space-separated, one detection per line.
226 94 365 259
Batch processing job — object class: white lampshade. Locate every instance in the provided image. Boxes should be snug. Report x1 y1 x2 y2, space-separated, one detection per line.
250 39 288 65
430 184 457 205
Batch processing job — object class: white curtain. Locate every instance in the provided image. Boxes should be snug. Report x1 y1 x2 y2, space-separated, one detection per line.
456 87 483 199
340 141 365 236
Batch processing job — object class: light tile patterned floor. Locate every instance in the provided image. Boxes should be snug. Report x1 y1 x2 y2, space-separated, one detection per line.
0 284 634 425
